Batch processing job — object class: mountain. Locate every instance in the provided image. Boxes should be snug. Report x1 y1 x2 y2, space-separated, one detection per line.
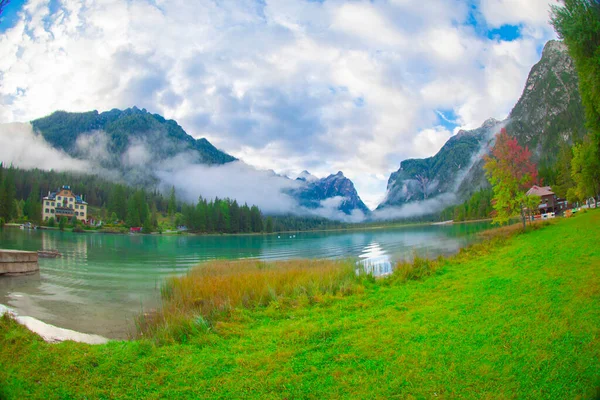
379 40 585 210
293 171 371 216
28 107 369 218
505 40 587 166
32 107 236 168
296 170 319 183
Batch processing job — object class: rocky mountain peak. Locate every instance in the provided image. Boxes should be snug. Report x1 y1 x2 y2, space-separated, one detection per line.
378 39 585 212
296 170 318 182
293 170 370 216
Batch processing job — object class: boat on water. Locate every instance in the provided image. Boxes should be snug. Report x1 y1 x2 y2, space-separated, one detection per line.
37 249 62 258
19 222 37 230
431 220 454 226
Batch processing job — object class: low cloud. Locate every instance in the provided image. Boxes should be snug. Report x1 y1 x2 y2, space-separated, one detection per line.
0 123 364 220
0 123 90 172
372 193 458 221
75 131 113 164
122 140 152 167
155 161 301 215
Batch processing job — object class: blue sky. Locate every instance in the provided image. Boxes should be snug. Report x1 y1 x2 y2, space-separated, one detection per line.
0 0 558 209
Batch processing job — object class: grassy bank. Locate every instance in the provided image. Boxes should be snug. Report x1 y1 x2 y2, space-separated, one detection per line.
136 259 363 344
1 212 599 399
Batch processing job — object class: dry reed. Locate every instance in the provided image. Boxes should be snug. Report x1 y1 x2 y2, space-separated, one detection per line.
137 259 360 343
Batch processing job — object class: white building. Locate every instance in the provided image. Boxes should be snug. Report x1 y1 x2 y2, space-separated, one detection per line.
42 185 88 222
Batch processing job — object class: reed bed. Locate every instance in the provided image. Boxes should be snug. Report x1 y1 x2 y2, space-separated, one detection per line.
137 259 361 343
390 254 446 283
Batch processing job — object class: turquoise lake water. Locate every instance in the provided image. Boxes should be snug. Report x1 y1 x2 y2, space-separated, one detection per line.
0 222 491 338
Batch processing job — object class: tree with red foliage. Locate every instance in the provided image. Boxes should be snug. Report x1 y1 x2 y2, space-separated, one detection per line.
484 128 539 228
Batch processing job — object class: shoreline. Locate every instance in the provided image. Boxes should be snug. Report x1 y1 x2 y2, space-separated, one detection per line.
0 304 109 345
3 217 494 238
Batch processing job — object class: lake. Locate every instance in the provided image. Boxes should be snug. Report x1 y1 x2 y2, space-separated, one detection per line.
0 222 491 339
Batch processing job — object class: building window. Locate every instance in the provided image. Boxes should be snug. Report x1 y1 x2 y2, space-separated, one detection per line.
57 196 61 200
70 198 73 202
45 208 49 213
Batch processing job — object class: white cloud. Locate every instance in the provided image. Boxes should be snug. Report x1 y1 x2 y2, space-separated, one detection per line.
156 160 301 215
0 122 90 171
412 127 454 159
480 0 559 28
122 140 152 167
0 0 559 211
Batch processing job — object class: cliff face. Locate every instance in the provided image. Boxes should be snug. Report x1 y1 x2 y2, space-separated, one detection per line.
379 40 585 210
506 40 586 166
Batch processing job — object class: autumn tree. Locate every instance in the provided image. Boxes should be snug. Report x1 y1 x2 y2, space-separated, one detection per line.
484 128 539 228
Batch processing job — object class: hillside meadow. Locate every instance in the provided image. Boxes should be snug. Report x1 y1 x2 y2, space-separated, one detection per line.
0 211 599 399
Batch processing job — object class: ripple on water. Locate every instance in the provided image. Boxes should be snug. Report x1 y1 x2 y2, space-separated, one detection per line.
0 222 492 338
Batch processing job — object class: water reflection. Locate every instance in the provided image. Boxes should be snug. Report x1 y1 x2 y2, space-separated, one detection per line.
0 221 492 338
357 242 393 276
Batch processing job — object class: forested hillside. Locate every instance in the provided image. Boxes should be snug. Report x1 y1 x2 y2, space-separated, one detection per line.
32 107 236 169
0 164 352 233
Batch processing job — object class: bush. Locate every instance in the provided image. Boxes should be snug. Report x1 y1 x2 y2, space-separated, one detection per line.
47 217 55 227
58 217 67 231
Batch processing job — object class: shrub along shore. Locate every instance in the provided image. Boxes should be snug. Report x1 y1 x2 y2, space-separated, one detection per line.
1 211 599 399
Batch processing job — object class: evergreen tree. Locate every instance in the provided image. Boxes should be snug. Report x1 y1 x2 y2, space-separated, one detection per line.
108 184 127 221
134 190 149 225
195 199 206 232
143 215 153 234
265 216 274 233
218 199 230 232
168 186 177 217
126 195 141 227
250 205 263 232
0 166 17 222
571 136 600 204
151 202 159 229
229 200 240 233
553 144 576 198
24 183 41 223
240 204 251 233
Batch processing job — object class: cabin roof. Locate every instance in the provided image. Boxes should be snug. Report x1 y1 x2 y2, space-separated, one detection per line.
526 185 554 197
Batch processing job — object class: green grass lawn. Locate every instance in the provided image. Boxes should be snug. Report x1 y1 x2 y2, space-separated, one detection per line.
1 212 599 399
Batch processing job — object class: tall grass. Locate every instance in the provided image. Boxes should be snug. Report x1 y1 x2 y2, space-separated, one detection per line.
137 259 361 343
